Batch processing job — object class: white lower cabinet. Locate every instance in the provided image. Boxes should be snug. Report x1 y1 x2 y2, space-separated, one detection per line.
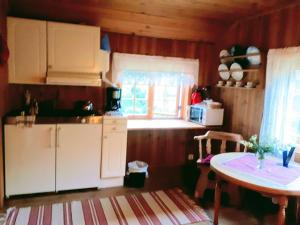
100 117 127 186
4 118 127 196
56 124 102 191
5 125 56 197
101 132 127 178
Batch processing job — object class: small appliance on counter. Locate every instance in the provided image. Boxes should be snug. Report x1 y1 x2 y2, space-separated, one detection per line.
105 87 122 116
190 86 211 105
74 100 97 116
189 101 224 126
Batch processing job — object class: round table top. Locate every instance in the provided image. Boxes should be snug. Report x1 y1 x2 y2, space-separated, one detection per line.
210 152 300 196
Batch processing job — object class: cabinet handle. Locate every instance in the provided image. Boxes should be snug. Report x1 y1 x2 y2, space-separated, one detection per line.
103 136 107 139
49 127 53 148
57 127 61 148
48 65 52 69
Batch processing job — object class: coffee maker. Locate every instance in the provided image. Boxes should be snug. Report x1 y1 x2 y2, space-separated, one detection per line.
105 87 122 112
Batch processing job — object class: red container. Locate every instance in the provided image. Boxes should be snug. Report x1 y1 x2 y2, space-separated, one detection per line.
191 91 202 105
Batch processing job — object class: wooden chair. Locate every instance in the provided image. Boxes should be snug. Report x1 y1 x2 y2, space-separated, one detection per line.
194 131 246 204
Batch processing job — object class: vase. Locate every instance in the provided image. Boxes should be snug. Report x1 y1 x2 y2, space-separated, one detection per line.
256 158 264 169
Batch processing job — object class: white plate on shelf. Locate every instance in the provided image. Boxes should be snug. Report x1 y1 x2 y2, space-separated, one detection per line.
246 46 261 65
218 64 230 80
230 62 243 81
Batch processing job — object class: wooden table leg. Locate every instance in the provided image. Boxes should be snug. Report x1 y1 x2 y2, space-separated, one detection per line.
277 196 288 225
214 178 222 225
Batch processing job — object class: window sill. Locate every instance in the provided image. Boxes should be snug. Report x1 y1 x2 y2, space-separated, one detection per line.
127 119 210 130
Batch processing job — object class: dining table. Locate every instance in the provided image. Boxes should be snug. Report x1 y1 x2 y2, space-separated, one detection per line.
210 152 300 225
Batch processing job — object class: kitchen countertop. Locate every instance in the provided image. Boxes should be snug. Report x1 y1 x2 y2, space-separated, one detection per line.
5 115 103 125
127 119 209 130
5 116 220 130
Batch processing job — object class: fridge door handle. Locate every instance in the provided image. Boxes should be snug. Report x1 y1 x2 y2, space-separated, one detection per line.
49 127 53 148
56 127 61 148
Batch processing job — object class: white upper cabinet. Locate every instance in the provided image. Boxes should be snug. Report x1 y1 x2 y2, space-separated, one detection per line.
7 17 47 84
47 22 100 74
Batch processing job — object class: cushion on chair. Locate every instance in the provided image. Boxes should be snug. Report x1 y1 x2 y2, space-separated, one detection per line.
200 154 214 164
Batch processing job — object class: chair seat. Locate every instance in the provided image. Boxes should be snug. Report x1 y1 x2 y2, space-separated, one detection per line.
198 154 214 165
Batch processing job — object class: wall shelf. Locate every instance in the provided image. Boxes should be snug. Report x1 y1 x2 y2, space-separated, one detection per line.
217 48 264 90
220 53 260 60
218 68 259 73
215 85 256 90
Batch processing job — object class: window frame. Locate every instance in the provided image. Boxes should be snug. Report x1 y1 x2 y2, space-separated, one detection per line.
120 83 190 119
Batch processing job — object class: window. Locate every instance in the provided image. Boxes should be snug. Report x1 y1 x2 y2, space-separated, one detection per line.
120 71 186 119
113 53 199 119
260 47 300 145
153 84 180 118
285 70 300 143
121 82 148 116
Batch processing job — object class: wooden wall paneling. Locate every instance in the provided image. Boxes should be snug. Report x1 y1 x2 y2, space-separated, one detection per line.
212 4 300 139
127 128 209 168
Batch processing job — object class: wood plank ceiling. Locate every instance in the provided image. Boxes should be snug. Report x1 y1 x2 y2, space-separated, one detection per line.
8 0 299 42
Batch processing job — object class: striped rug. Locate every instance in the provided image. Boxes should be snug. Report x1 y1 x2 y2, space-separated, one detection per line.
5 188 211 225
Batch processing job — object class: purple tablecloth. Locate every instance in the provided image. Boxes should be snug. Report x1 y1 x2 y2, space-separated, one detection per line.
223 154 300 185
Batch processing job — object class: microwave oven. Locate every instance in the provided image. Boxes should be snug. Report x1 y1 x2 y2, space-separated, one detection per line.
189 104 224 126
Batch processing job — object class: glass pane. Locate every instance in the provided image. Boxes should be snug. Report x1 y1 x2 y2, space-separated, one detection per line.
163 100 177 114
134 100 148 115
135 85 148 99
292 96 300 111
121 99 134 115
154 101 176 115
153 85 178 117
165 86 177 97
121 85 134 98
153 100 164 113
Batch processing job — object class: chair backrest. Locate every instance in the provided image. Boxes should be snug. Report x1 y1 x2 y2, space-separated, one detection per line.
194 131 245 162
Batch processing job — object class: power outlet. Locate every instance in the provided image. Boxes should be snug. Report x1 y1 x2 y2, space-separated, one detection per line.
188 154 194 160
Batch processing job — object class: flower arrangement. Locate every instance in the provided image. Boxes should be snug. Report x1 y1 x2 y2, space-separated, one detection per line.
241 135 274 160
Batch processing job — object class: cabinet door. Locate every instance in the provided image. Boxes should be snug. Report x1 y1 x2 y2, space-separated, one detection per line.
56 124 102 191
7 17 47 84
47 22 100 73
101 131 127 178
5 125 56 196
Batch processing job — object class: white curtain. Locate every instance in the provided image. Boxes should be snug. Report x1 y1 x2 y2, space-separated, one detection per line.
112 53 199 86
260 47 300 144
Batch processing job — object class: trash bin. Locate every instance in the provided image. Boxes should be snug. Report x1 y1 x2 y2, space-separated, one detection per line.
125 161 148 188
